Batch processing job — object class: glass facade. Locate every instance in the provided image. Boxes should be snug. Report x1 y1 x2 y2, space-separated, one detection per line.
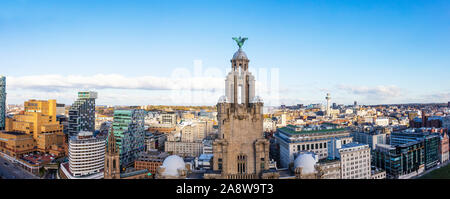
373 142 424 179
390 131 439 170
0 76 5 130
110 109 145 168
68 91 97 136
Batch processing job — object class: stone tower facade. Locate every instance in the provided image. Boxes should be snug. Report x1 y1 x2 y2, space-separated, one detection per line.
211 40 270 179
104 130 120 179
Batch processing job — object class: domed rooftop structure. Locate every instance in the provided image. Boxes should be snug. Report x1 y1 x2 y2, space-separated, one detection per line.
294 153 317 174
161 155 186 177
232 49 248 60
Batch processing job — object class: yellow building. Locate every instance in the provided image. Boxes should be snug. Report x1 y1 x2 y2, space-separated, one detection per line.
5 99 65 156
0 131 36 157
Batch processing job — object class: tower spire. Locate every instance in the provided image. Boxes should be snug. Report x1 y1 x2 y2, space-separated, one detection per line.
107 129 117 154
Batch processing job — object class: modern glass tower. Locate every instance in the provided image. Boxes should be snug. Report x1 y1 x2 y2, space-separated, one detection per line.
0 76 5 130
110 109 145 168
68 91 98 136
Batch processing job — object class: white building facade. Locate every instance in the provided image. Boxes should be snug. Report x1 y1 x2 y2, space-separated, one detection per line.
68 131 106 178
337 143 371 179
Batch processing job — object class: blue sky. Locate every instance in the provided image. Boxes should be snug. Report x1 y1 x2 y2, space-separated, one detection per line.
1 0 449 106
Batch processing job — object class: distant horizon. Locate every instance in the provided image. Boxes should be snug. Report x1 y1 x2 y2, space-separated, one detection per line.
6 101 450 108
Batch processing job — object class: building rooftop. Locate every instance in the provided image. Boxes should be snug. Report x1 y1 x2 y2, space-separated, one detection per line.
376 143 395 150
20 153 54 165
278 126 347 135
120 169 150 178
340 142 369 149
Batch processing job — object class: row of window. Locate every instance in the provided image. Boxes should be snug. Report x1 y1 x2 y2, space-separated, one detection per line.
295 142 327 151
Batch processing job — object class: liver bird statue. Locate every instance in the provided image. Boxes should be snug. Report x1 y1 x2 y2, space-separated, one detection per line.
232 36 248 49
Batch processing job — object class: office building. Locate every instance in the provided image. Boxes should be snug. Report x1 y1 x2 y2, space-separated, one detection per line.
275 124 353 168
373 143 425 179
111 109 146 168
68 91 97 136
6 99 64 156
104 130 152 179
439 133 449 163
0 131 35 157
56 103 66 116
351 130 387 150
61 131 106 179
0 76 5 130
390 130 439 169
134 149 169 175
336 142 371 179
160 112 177 126
164 141 203 157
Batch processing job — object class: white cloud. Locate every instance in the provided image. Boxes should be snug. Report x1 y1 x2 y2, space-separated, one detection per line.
4 73 284 106
6 74 224 91
337 84 402 98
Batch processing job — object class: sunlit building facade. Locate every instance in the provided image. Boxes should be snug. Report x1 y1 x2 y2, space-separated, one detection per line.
0 76 5 130
68 91 97 136
66 131 106 178
5 99 65 156
111 109 146 168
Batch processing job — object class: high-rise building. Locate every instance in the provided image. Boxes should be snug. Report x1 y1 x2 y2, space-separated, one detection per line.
0 76 5 130
104 129 151 179
111 109 146 168
60 131 106 179
325 93 331 117
68 91 97 136
210 37 270 179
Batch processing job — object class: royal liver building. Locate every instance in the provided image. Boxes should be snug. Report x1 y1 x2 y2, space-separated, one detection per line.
207 37 271 179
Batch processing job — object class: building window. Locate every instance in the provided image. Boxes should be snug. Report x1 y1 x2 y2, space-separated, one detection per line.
237 154 247 174
218 158 222 170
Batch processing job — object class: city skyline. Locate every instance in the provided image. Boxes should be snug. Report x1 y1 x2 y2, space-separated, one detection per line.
1 0 450 106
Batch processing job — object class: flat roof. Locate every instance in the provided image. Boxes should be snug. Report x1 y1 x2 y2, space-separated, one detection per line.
341 142 369 149
278 127 347 135
120 169 149 178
